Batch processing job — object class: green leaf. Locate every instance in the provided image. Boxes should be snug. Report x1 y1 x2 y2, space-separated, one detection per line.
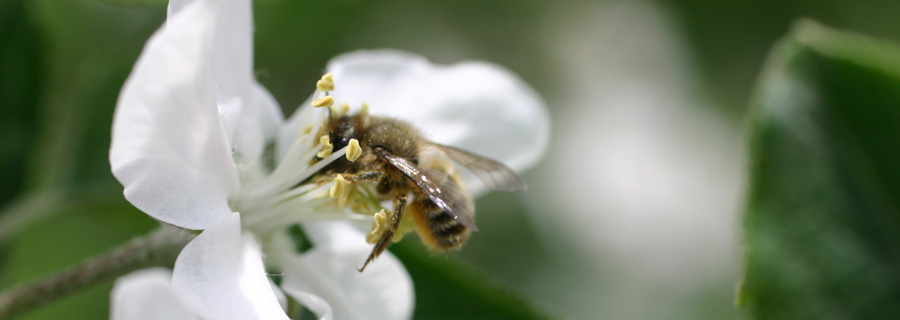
740 19 900 319
0 0 44 205
391 241 553 320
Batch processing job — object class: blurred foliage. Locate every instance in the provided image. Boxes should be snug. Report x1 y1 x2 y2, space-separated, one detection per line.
393 241 552 320
741 20 900 319
0 197 157 320
661 0 900 115
0 0 43 204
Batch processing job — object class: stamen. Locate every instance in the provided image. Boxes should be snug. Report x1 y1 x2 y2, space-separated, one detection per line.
301 124 313 136
360 102 369 115
321 72 334 82
329 105 340 117
346 139 362 162
329 174 356 209
316 80 335 92
339 102 350 115
329 174 348 198
316 135 333 158
366 209 390 244
312 96 334 108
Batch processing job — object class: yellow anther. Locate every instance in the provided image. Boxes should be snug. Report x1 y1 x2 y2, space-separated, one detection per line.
316 135 333 158
329 174 348 198
339 102 350 115
328 174 356 209
316 79 335 92
366 209 390 244
312 96 334 108
346 139 362 162
360 102 369 115
301 124 313 136
321 72 334 82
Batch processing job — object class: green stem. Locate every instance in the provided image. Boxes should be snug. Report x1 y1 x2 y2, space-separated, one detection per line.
0 225 195 319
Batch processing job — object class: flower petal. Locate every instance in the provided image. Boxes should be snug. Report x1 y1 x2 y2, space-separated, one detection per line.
172 0 277 169
110 0 238 230
326 49 550 173
251 82 285 146
212 0 253 112
172 212 289 320
231 82 284 170
212 0 280 169
111 268 198 320
268 222 414 320
280 289 334 320
167 0 194 17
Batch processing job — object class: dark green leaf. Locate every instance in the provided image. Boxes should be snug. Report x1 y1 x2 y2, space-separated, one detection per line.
391 241 553 320
0 0 44 205
740 19 900 319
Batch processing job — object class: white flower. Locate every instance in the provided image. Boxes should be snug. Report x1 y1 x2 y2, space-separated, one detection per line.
108 0 548 318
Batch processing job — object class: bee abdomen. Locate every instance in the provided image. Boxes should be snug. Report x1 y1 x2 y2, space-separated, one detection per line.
430 213 469 249
414 197 471 250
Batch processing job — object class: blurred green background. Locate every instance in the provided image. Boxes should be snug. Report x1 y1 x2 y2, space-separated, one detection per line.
2 0 900 319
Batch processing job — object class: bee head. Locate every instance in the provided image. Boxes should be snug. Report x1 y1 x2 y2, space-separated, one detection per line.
330 115 356 152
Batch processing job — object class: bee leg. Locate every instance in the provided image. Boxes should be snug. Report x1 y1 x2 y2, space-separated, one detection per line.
345 171 383 183
358 194 407 272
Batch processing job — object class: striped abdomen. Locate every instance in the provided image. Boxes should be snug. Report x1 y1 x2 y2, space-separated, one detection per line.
411 178 474 251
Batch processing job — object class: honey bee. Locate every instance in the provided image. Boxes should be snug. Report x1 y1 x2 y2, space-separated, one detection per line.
316 108 527 271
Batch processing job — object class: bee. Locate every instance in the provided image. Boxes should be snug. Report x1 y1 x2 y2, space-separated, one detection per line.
316 108 527 271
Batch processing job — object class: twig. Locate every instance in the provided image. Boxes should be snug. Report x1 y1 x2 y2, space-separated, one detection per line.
0 225 195 319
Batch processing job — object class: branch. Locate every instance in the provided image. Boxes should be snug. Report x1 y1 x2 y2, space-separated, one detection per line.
0 225 195 319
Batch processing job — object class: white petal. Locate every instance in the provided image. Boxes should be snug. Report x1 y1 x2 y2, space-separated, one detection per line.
252 82 285 144
167 0 194 17
212 0 253 108
270 278 289 311
172 213 289 320
231 83 284 169
111 268 198 320
281 289 334 320
277 102 327 162
110 0 239 230
212 0 275 168
269 222 414 320
327 49 550 173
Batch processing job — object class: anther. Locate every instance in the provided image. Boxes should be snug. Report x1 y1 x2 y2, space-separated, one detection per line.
346 139 362 162
366 209 390 244
360 102 369 115
329 174 347 198
339 102 350 115
312 96 334 108
316 79 335 92
316 135 333 158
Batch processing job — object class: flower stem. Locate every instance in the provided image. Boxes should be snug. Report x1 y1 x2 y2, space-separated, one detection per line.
0 225 195 319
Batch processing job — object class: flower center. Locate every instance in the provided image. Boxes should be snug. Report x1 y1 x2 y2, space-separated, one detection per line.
232 74 377 234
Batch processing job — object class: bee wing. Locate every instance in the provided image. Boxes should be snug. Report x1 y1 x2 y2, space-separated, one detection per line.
377 149 477 230
431 144 527 192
